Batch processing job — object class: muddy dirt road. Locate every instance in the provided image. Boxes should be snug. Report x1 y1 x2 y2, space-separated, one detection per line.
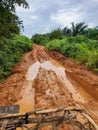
0 44 98 129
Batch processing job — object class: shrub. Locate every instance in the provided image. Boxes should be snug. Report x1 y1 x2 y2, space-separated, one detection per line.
0 34 32 81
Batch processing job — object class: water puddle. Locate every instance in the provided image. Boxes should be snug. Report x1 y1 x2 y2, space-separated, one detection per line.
60 76 86 103
15 81 34 112
26 60 86 103
26 61 65 81
15 81 35 130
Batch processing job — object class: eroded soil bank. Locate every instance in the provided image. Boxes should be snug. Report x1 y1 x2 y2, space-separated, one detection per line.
0 44 98 129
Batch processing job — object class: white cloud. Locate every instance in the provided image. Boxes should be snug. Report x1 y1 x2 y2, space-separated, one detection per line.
30 15 39 20
16 4 36 13
92 0 98 3
16 0 98 37
50 8 83 27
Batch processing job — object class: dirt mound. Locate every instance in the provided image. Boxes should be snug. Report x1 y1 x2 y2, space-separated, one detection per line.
0 44 98 129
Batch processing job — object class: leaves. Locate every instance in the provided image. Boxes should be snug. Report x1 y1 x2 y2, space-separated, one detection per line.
45 35 98 72
71 22 88 36
0 34 32 81
0 0 29 37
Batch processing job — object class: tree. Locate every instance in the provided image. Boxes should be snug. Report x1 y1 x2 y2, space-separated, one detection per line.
0 0 29 37
71 22 88 36
49 28 62 40
85 27 98 40
62 26 71 36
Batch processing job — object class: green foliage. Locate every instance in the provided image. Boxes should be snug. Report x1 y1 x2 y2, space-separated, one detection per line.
85 27 98 40
71 22 88 36
85 51 98 71
62 26 71 36
45 35 98 72
31 34 49 45
0 0 29 37
31 28 63 46
0 34 32 81
0 0 28 12
71 22 87 36
49 28 62 40
46 38 66 51
32 22 98 73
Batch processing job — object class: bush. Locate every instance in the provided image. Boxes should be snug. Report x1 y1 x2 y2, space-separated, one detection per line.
0 34 32 81
45 35 98 72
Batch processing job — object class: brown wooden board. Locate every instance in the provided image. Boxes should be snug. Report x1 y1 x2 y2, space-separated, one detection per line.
0 105 19 114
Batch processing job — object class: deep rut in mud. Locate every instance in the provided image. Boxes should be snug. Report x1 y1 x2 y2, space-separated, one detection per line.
0 44 98 129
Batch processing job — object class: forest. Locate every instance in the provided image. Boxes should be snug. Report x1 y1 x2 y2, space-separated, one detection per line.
0 0 32 81
0 0 98 81
32 23 98 73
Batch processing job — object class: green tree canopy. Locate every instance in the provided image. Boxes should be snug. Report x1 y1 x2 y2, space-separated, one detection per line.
71 22 88 36
0 0 29 37
49 28 62 40
0 0 28 12
62 26 71 36
85 27 98 40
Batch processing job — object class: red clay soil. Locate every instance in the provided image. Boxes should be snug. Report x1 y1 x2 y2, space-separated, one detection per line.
0 44 98 129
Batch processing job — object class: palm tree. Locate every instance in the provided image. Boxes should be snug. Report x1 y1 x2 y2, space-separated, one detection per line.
62 26 71 36
71 22 88 36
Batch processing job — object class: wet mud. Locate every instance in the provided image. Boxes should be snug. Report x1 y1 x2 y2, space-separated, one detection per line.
0 44 98 129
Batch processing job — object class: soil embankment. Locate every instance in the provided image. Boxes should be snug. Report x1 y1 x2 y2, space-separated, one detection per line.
0 44 98 129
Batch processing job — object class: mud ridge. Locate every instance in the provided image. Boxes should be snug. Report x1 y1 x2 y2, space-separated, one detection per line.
0 44 98 129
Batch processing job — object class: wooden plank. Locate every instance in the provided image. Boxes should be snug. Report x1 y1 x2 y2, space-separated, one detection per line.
0 107 83 119
0 105 19 114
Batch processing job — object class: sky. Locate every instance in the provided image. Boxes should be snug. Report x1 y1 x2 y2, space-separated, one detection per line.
16 0 98 38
